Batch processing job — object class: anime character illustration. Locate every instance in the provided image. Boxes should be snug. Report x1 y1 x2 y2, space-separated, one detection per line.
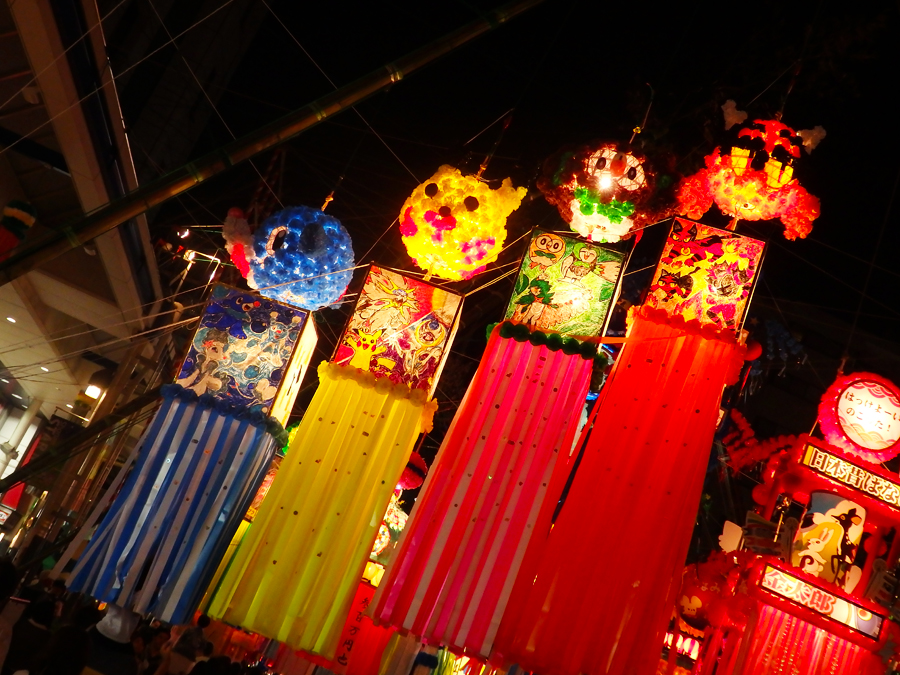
791 493 866 591
334 266 463 393
356 269 419 332
646 219 763 329
176 286 309 412
176 327 231 395
527 232 566 271
512 279 558 325
343 328 396 372
505 230 624 338
650 269 696 303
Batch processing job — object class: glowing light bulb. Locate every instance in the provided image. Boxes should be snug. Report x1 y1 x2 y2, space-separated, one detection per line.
84 385 103 399
598 173 613 190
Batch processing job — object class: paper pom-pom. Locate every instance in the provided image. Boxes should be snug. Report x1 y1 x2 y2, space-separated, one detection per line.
398 451 428 490
538 141 672 243
399 165 526 281
676 118 821 240
245 206 354 310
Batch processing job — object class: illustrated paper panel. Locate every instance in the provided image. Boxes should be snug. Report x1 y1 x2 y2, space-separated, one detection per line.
504 229 625 338
334 266 463 392
176 284 309 413
646 218 764 330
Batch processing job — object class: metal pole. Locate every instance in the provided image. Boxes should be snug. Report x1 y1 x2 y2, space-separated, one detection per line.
0 0 544 286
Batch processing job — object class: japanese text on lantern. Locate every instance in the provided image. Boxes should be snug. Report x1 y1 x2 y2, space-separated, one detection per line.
760 564 884 640
801 444 900 512
762 565 836 613
837 381 900 451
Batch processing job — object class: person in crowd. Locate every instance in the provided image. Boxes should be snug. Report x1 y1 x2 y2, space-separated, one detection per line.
2 599 54 675
168 615 211 675
0 559 21 671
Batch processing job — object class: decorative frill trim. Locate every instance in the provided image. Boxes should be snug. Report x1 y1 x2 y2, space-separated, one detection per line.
486 321 608 365
317 361 438 433
629 305 747 385
160 383 288 446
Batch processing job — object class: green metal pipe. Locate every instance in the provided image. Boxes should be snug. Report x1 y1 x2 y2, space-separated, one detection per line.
0 0 544 286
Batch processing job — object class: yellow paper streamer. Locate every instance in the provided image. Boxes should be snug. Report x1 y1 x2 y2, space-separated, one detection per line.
206 364 434 657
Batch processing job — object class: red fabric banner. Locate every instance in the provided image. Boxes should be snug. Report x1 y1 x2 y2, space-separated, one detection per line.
372 328 594 658
493 306 745 675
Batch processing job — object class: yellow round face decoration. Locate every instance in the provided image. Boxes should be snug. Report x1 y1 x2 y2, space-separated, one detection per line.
399 165 526 281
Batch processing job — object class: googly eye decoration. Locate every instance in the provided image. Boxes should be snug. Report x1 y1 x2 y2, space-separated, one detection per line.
244 206 355 310
399 165 526 281
538 141 657 244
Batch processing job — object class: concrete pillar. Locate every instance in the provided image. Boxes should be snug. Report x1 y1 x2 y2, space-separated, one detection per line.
0 398 42 476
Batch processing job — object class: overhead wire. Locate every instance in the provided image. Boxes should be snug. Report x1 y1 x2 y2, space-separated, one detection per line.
146 0 284 212
0 0 130 113
0 0 239 160
261 0 420 184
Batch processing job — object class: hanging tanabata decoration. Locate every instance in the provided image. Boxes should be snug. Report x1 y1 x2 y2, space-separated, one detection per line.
66 285 316 623
0 200 36 261
222 205 354 309
539 141 672 243
399 165 526 281
372 230 622 659
676 103 824 240
206 266 463 659
491 218 761 675
646 219 765 331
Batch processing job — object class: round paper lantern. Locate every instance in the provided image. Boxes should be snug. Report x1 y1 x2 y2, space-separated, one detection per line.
538 141 661 243
237 206 354 310
818 372 900 463
677 118 821 240
399 165 526 281
677 561 727 632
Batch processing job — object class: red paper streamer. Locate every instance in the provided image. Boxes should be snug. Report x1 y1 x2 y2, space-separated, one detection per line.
372 327 593 658
493 306 745 675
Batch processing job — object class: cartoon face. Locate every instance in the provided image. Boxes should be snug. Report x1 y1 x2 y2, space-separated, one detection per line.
244 205 354 310
676 118 820 241
528 232 566 269
588 146 647 193
415 315 445 346
578 246 598 265
399 165 526 281
539 141 657 243
670 221 698 244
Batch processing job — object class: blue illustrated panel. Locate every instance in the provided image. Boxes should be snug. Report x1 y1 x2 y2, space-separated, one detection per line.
176 285 309 414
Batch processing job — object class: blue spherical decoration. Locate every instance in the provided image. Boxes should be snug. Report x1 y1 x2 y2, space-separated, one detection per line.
247 206 354 310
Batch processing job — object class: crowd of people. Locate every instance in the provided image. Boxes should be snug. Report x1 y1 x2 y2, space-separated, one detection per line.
0 559 273 675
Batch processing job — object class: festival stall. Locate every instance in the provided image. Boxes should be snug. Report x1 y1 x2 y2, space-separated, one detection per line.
683 372 900 675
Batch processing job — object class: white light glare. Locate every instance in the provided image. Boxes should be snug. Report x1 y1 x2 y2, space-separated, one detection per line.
84 384 103 399
5 317 15 323
12 394 22 399
41 366 49 372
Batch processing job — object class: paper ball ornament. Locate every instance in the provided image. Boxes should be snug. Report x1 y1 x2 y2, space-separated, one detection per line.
1 200 36 261
677 118 821 240
538 141 664 243
399 165 526 281
397 451 428 490
232 206 354 310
